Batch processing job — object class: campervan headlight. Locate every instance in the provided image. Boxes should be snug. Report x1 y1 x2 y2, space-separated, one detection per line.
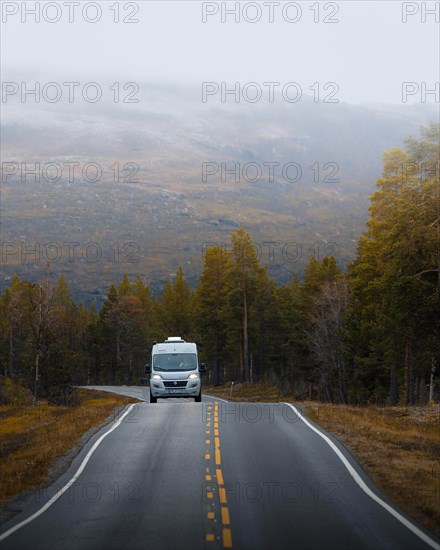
152 374 163 381
188 373 199 380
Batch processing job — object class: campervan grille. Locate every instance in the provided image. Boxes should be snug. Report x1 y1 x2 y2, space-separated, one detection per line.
163 381 188 388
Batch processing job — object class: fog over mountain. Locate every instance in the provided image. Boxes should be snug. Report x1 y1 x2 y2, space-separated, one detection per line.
1 82 437 304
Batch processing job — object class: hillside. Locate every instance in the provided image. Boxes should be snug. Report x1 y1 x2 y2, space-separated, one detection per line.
1 83 436 304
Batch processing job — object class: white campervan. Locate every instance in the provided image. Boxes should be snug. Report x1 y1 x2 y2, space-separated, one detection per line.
146 337 206 403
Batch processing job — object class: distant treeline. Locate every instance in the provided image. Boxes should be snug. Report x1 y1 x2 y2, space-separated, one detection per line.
1 124 438 405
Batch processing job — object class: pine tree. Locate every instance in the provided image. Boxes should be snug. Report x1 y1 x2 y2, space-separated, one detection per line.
155 267 193 340
227 228 263 383
347 125 440 404
195 246 233 385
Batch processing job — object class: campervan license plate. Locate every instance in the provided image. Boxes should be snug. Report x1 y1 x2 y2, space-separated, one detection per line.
170 389 181 394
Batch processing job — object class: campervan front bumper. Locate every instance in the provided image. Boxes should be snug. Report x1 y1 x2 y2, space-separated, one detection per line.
150 378 201 398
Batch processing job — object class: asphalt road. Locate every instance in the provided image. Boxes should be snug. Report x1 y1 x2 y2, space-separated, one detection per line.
1 386 438 550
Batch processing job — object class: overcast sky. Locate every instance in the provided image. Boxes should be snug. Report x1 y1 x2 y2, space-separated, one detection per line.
1 0 439 105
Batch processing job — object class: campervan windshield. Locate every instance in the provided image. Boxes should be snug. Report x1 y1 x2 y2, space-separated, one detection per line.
153 353 197 372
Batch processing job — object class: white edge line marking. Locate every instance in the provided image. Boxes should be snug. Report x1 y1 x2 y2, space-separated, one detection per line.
284 403 440 550
0 404 137 542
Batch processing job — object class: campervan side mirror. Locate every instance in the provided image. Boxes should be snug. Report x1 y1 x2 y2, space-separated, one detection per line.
145 363 151 374
199 363 207 373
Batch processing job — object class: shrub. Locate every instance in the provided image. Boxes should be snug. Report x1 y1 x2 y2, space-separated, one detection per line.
0 376 34 406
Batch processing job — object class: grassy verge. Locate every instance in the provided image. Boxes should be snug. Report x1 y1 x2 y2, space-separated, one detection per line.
205 383 440 536
0 388 140 520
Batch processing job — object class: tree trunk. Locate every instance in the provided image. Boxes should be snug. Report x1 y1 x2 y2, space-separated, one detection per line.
8 326 14 378
390 363 399 405
414 373 420 404
258 327 264 383
337 360 347 404
409 342 415 405
429 356 436 402
243 291 249 382
404 339 413 405
34 351 40 406
214 329 220 385
322 375 332 402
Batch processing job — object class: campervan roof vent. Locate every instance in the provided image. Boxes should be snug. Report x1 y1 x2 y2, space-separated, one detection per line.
164 337 186 343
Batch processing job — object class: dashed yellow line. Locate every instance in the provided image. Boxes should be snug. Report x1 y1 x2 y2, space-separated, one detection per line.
216 468 224 486
221 507 230 525
223 528 232 548
205 401 232 547
219 487 227 504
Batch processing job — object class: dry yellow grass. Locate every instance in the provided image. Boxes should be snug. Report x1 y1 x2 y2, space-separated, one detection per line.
0 389 140 513
205 383 440 536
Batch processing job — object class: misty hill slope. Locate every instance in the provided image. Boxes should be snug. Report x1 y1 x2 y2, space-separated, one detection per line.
1 84 436 303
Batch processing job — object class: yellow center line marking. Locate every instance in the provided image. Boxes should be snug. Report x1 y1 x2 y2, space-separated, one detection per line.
216 468 224 485
221 507 230 525
219 487 227 504
205 407 232 548
223 528 232 547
